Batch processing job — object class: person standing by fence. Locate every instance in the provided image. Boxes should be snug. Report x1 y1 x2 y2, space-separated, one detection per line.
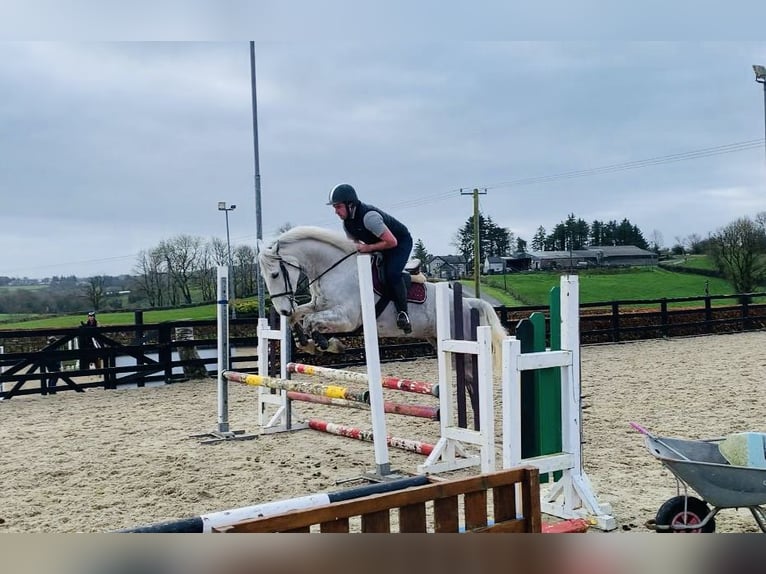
78 312 102 369
42 336 61 394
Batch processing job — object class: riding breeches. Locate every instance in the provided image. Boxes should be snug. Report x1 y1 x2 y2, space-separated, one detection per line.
383 235 413 313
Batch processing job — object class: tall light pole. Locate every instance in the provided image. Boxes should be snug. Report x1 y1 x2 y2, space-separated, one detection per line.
250 42 266 318
754 64 766 165
218 201 237 319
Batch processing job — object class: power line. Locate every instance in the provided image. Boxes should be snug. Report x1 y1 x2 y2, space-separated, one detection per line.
483 139 764 190
389 138 765 211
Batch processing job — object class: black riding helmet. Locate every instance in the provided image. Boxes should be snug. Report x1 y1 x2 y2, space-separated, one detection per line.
327 183 358 206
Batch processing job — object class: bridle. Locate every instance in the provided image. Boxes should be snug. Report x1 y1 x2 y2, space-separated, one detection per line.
266 242 356 313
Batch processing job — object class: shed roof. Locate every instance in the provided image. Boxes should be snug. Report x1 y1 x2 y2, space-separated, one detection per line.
587 245 656 256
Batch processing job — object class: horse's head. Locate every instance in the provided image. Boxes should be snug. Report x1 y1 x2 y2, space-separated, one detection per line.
257 241 304 317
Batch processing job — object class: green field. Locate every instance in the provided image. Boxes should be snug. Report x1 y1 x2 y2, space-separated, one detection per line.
673 254 719 271
480 267 739 307
0 304 219 330
0 313 40 323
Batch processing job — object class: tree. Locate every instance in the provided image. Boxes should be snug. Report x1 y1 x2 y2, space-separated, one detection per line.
453 214 513 269
234 244 257 297
708 215 766 294
588 217 647 248
133 248 165 307
546 214 590 251
683 233 702 254
196 244 216 302
83 276 106 311
515 237 527 252
412 239 431 270
649 230 664 253
590 220 605 246
162 234 204 305
485 216 513 257
531 226 546 251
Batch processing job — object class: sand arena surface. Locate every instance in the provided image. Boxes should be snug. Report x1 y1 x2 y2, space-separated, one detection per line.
1 331 766 533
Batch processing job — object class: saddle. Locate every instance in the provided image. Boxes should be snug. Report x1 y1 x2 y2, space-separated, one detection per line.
370 254 427 315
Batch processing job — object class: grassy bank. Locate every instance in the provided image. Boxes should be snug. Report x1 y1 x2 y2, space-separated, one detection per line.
482 267 738 307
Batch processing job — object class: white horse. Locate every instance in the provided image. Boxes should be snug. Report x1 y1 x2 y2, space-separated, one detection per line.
257 226 507 372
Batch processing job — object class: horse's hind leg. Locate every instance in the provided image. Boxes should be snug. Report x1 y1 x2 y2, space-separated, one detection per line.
458 355 479 427
302 308 356 355
309 330 346 354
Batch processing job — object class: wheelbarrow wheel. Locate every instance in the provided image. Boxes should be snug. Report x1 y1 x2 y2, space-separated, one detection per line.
655 496 715 533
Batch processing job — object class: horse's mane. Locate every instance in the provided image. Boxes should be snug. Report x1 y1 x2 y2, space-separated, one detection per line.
270 225 355 254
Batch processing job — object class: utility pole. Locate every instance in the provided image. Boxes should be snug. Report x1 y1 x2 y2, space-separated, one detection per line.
461 188 487 297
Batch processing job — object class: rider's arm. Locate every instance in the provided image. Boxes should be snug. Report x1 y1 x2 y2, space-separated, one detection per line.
357 212 398 253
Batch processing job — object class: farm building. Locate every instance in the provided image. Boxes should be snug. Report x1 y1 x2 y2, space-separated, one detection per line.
528 245 658 270
428 255 468 280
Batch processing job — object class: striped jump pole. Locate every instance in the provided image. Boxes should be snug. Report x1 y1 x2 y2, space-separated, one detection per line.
286 391 439 420
223 370 369 404
116 474 430 533
288 362 439 397
307 419 435 456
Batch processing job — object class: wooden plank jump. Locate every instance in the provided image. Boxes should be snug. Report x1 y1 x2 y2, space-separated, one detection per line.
214 467 541 533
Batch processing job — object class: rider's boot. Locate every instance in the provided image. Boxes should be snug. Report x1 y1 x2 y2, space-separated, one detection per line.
392 280 412 334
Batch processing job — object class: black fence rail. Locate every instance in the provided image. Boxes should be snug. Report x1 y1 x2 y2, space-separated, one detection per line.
495 292 766 344
0 317 434 401
0 320 256 400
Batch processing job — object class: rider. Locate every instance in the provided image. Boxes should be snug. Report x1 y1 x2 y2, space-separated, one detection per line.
328 183 413 334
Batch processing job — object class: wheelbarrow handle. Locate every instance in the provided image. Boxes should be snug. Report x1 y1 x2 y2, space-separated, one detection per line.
629 422 651 436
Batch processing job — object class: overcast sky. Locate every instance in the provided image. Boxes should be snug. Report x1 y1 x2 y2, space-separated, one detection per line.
3 40 766 278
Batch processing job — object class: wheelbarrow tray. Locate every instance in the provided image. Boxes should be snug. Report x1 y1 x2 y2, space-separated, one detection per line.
645 435 766 508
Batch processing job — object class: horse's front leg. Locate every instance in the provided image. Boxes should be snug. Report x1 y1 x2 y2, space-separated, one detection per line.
287 303 320 354
290 321 318 355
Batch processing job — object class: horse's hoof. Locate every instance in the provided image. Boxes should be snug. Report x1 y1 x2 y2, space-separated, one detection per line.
296 341 318 355
311 331 329 351
293 332 310 348
326 338 346 354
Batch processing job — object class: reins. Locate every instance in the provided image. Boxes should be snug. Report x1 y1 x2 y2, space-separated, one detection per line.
267 246 356 306
307 250 356 287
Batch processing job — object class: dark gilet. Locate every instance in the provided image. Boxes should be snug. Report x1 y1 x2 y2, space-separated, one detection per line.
343 202 411 245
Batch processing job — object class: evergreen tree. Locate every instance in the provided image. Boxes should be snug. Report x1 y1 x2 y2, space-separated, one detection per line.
413 238 431 268
531 226 546 251
545 214 590 250
590 220 605 245
453 213 513 268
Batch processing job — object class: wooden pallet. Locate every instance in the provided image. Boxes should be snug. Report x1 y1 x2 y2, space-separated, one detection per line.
215 467 541 533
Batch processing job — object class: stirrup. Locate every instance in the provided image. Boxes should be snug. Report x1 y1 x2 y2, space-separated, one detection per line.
397 311 412 333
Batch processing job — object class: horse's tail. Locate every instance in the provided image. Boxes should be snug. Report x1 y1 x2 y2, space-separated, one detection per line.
471 298 508 373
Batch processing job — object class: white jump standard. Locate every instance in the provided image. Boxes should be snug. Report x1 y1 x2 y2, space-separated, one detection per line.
501 274 616 531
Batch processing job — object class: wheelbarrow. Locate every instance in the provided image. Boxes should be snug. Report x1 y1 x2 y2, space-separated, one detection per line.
631 423 766 533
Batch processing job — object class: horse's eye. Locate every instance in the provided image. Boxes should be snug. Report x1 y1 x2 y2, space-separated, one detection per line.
271 271 279 279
